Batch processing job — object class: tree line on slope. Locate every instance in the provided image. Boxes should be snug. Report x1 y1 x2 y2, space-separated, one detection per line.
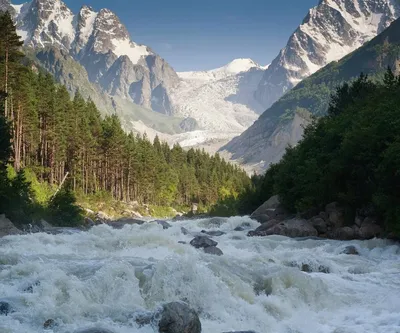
0 11 250 225
214 70 400 236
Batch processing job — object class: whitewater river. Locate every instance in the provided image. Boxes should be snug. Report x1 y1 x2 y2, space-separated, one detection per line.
0 216 399 333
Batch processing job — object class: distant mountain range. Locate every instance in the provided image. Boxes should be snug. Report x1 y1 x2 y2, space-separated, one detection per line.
2 0 399 160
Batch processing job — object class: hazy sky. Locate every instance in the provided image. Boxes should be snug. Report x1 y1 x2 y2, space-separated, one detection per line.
14 0 318 71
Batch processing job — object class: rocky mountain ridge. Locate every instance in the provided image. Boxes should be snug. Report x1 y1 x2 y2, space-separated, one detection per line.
255 0 400 110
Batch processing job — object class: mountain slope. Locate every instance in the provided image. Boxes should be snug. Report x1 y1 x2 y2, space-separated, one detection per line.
221 16 400 173
255 0 400 110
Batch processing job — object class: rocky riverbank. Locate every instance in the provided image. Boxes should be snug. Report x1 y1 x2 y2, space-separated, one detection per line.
248 195 388 241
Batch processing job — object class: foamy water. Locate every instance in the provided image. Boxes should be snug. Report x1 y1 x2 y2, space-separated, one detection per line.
0 216 399 333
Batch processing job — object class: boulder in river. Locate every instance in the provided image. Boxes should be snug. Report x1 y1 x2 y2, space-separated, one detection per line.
0 215 22 237
109 218 145 229
190 236 218 249
341 246 359 255
0 301 13 315
43 319 57 329
264 219 318 238
156 220 172 230
204 246 223 256
158 301 201 333
201 230 226 237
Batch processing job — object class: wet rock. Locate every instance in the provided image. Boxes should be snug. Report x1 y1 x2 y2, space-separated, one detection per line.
254 220 280 233
44 319 57 329
95 211 111 223
204 246 223 256
334 227 355 240
178 241 187 245
84 217 96 228
300 263 330 274
0 301 13 315
201 230 226 237
341 245 359 255
75 329 115 333
359 217 382 239
0 214 22 237
190 236 218 249
158 301 201 333
264 219 318 238
247 230 268 237
181 227 190 235
234 226 245 231
109 218 145 229
311 217 327 234
156 220 172 230
250 214 272 224
354 216 363 227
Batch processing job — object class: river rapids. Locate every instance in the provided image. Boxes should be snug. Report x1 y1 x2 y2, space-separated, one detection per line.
0 216 399 333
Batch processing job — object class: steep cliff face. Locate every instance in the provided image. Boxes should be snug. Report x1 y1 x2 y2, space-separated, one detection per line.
255 0 400 110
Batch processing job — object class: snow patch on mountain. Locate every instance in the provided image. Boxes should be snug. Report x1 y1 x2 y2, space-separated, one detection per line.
112 38 149 65
178 58 267 83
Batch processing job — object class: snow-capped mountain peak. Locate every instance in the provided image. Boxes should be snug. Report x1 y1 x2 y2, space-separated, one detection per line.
178 58 267 82
255 0 400 109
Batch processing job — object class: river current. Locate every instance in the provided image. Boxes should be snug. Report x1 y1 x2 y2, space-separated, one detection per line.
0 216 399 333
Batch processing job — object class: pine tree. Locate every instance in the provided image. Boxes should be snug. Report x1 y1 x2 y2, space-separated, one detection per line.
0 11 23 118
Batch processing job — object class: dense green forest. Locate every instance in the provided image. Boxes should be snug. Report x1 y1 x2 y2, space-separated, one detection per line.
222 70 400 236
0 11 250 225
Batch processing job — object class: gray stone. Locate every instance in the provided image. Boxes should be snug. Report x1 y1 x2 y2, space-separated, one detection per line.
311 217 327 234
204 246 223 256
158 301 201 333
44 319 57 329
341 246 359 255
251 195 280 216
178 241 187 245
181 227 190 235
201 230 226 237
0 215 22 237
254 220 280 233
265 219 318 238
234 226 245 231
109 218 145 229
190 236 218 249
334 227 355 240
0 301 12 315
156 220 172 230
359 218 382 239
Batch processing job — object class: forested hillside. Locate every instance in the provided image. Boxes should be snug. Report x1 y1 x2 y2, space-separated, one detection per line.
0 11 250 224
224 71 400 236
